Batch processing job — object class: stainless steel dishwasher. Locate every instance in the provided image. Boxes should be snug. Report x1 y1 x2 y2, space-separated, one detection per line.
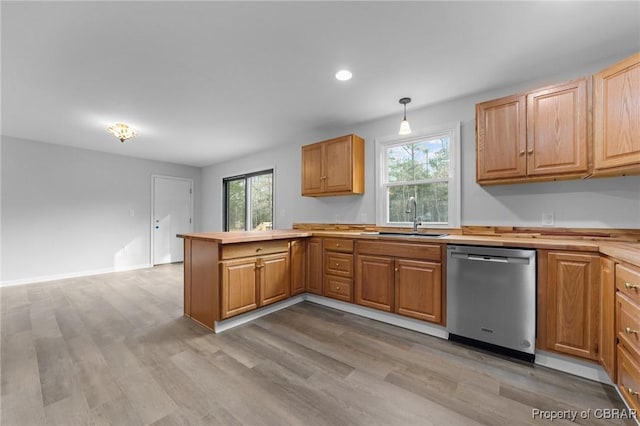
446 245 536 362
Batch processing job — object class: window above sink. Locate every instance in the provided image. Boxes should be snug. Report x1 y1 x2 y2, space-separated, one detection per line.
374 122 461 229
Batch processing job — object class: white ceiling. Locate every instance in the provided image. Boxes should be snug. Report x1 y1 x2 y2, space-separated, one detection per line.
2 1 639 167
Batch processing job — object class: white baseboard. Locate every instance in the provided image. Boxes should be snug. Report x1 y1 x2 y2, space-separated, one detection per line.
214 294 307 333
305 294 449 339
0 263 153 287
534 350 613 385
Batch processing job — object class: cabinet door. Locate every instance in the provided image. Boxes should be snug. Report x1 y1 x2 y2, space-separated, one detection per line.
526 79 589 177
476 94 527 182
301 143 324 195
221 258 258 319
395 259 442 324
546 252 600 360
600 257 616 380
594 52 640 174
306 237 323 295
355 255 394 312
260 253 290 306
324 136 353 193
290 239 307 296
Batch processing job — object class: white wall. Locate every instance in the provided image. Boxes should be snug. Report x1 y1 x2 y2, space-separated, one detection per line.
201 52 640 232
1 136 202 284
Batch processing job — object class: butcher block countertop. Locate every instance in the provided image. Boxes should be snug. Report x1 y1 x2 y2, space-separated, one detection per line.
177 229 312 243
178 229 639 266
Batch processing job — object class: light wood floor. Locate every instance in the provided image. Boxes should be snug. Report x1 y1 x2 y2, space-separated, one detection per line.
1 263 634 426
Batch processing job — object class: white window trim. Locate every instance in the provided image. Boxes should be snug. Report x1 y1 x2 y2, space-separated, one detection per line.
374 122 461 229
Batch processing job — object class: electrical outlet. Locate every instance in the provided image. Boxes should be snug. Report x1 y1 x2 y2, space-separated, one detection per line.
542 212 554 226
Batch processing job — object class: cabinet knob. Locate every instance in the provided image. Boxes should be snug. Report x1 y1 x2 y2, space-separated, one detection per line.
335 244 340 247
336 286 340 291
527 148 534 154
256 247 262 252
335 263 340 267
625 282 639 290
519 150 525 155
395 268 399 272
625 327 639 335
627 387 639 397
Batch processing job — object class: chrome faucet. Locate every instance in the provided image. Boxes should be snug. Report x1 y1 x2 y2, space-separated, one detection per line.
406 196 421 233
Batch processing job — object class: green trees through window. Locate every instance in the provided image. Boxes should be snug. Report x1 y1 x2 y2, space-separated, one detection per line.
385 136 450 224
224 170 273 231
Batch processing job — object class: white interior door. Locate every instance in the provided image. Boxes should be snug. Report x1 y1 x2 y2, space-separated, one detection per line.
153 176 193 265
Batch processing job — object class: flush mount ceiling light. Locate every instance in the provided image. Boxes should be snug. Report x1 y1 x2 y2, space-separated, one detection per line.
398 97 412 135
335 69 352 81
108 123 138 142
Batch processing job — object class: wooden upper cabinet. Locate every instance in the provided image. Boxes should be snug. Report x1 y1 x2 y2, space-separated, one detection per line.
527 79 589 177
301 134 364 197
545 251 601 360
477 78 589 184
476 94 527 182
593 52 640 176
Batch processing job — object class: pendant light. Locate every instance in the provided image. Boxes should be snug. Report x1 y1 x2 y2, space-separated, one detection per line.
398 97 412 135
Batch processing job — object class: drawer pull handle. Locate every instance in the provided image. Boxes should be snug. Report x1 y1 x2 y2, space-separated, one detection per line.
625 327 639 335
256 248 262 252
625 282 640 290
627 387 639 397
335 263 340 267
335 244 340 247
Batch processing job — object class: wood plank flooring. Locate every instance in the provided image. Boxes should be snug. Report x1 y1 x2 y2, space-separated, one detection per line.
1 264 634 425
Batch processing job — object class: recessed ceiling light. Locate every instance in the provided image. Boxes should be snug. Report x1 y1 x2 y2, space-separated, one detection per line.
335 70 352 81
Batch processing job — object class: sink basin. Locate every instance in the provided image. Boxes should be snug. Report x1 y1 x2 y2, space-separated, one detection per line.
365 231 448 238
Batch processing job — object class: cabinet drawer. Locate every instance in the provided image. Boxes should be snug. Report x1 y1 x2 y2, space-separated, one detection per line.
617 263 640 305
324 238 354 253
324 276 352 302
357 240 442 261
221 240 289 260
325 252 353 278
617 293 640 357
617 344 640 412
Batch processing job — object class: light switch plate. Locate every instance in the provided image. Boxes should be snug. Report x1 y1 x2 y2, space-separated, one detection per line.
542 212 554 226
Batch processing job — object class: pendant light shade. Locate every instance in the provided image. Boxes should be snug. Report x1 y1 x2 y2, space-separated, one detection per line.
398 97 412 135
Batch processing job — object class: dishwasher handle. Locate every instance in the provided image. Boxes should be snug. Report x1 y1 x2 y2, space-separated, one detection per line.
450 252 531 264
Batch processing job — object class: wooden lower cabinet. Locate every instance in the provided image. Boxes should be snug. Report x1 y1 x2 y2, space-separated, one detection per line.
617 344 640 412
600 256 616 379
355 242 444 325
322 238 355 302
260 253 290 306
306 237 323 295
324 275 352 302
540 251 601 360
221 257 259 319
356 255 394 311
290 239 307 295
396 259 442 323
220 252 290 319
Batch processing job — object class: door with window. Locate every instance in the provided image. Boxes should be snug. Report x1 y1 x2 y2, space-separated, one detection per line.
224 169 274 231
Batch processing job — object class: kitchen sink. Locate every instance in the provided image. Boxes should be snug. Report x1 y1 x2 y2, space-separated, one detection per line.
362 231 448 238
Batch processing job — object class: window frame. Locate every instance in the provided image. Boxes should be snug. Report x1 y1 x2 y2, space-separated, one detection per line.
223 168 274 231
375 122 461 229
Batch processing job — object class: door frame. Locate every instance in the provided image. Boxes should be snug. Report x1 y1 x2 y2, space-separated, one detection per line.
151 174 194 266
